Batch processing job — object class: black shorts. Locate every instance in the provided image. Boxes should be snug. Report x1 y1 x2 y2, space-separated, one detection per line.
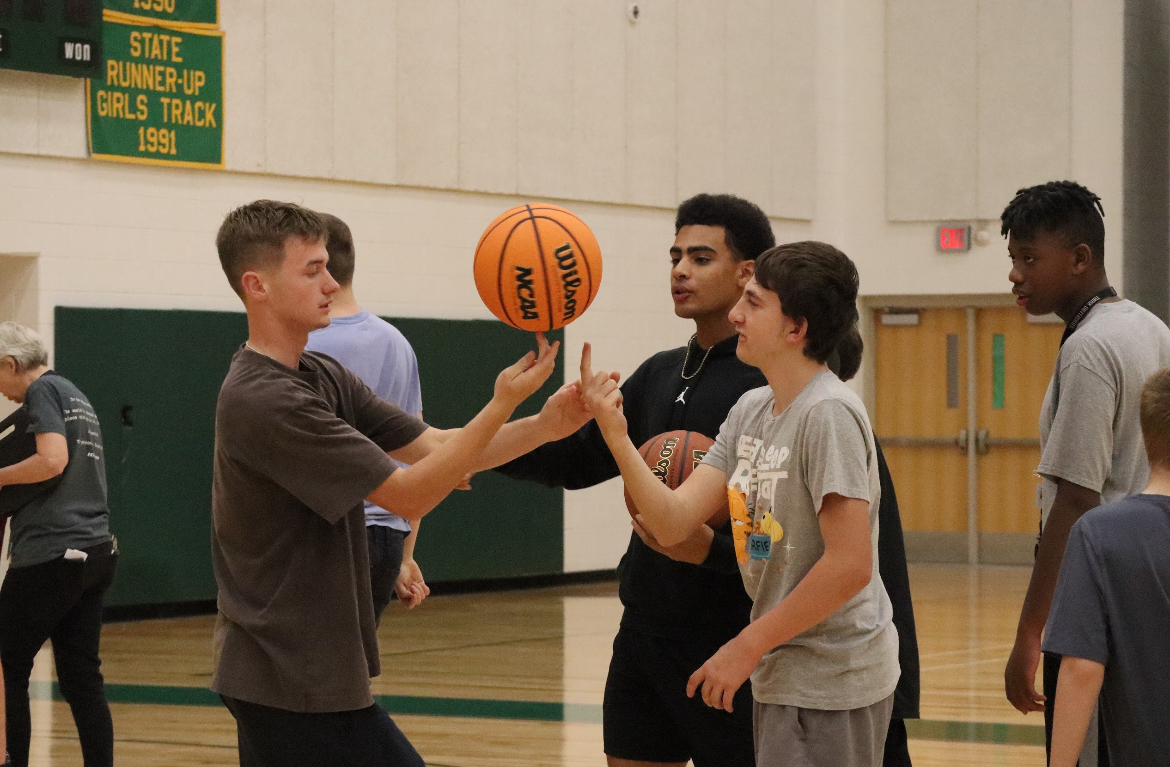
221 696 424 767
603 626 754 766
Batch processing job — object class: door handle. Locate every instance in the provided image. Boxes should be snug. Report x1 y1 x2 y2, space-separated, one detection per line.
876 431 1037 454
980 431 1040 451
957 429 986 454
876 434 966 450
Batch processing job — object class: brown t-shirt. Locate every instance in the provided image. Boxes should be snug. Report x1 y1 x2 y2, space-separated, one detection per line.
210 347 427 712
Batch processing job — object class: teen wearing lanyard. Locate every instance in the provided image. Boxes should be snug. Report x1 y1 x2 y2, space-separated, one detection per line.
1000 181 1170 766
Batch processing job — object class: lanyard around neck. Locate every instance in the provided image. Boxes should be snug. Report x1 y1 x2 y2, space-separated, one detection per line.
1060 287 1117 346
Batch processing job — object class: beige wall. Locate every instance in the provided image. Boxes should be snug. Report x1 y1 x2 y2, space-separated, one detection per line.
225 0 817 218
886 0 1124 275
0 0 1127 571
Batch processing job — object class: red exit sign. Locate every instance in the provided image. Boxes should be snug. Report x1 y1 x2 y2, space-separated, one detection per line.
937 225 972 252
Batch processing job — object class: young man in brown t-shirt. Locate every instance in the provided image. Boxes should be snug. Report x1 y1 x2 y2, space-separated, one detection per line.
212 200 590 767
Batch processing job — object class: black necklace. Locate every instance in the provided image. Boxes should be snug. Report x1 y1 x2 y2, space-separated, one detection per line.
1060 287 1117 346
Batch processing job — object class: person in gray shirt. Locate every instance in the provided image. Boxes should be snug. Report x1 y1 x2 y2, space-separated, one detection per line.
1001 181 1170 766
0 321 117 767
1044 366 1170 767
581 242 899 767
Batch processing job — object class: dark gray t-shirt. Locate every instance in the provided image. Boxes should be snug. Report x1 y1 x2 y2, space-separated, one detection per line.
702 373 899 710
9 372 111 568
1043 495 1170 765
211 348 428 713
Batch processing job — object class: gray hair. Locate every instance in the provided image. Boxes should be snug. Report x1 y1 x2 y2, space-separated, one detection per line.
0 322 49 372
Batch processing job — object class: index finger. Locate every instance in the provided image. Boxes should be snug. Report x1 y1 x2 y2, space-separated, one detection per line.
580 342 593 384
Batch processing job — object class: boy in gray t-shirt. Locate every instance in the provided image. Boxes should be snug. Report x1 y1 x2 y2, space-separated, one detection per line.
580 241 899 767
1001 181 1170 766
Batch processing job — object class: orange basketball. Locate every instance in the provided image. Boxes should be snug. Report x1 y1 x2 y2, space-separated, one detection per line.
624 431 731 528
473 203 602 332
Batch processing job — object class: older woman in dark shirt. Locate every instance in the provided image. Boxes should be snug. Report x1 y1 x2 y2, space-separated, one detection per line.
0 322 115 767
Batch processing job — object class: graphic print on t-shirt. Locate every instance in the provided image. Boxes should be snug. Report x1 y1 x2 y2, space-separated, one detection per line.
728 434 788 566
63 396 104 463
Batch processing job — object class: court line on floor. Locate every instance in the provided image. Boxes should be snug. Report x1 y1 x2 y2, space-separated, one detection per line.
30 682 1044 746
379 633 565 657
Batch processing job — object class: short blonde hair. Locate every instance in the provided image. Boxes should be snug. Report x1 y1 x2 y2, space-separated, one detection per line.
0 322 49 373
1141 367 1170 469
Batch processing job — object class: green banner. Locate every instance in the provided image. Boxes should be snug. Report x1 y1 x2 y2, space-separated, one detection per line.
103 0 218 28
87 18 223 168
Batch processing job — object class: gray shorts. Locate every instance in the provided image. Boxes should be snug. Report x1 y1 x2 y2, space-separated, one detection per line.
754 693 894 767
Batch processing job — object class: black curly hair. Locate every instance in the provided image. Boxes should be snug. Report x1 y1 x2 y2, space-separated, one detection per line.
675 193 775 261
1000 181 1105 264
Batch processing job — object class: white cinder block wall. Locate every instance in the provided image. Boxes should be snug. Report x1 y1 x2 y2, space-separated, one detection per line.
0 0 1124 572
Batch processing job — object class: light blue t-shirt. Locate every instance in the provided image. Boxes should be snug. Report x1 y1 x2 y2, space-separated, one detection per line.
306 310 422 531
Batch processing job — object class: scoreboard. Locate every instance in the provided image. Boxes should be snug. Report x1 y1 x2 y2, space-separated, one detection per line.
0 0 102 78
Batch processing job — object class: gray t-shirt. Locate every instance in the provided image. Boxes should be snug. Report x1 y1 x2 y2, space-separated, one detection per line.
9 373 111 568
702 372 899 710
1038 300 1170 523
1043 494 1170 765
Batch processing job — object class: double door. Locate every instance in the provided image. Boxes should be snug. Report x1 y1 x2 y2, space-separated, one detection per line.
874 306 1062 563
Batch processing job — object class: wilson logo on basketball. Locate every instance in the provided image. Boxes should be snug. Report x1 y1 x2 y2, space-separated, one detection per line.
515 266 539 321
554 243 583 322
651 437 680 483
474 203 602 331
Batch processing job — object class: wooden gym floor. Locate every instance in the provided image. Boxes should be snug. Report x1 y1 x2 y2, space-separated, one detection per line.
26 563 1045 766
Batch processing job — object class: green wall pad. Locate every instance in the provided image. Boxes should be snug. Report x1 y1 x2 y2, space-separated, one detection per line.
55 308 564 608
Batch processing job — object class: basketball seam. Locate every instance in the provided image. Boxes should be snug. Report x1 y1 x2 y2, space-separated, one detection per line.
476 208 528 253
494 217 530 328
480 204 565 247
525 204 556 333
679 431 691 488
532 215 597 320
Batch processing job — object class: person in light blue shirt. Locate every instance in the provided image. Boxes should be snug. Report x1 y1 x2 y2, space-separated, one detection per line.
305 213 429 623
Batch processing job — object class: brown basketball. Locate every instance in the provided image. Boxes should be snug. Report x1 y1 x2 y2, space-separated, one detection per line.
473 203 603 332
624 430 730 528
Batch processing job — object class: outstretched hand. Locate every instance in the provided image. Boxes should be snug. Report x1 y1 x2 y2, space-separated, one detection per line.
495 332 560 410
538 382 593 440
578 343 626 438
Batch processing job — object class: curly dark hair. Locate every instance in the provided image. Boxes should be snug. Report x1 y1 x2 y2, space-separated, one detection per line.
1000 181 1105 263
754 241 860 365
675 193 775 261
